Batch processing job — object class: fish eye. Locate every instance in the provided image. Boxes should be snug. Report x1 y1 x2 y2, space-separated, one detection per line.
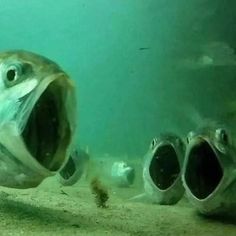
186 137 190 144
150 137 158 150
186 131 195 144
5 64 22 83
215 128 228 144
7 69 17 81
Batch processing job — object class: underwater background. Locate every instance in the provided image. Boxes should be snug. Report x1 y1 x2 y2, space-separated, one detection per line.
0 1 236 236
1 0 236 157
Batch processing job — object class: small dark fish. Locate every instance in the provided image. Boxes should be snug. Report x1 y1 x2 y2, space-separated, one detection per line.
139 47 150 51
60 189 69 196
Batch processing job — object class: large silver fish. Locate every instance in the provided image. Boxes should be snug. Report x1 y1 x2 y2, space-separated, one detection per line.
183 122 236 216
0 50 76 188
130 133 185 205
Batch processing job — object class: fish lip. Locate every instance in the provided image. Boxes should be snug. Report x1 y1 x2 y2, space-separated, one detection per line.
21 74 72 171
184 136 224 200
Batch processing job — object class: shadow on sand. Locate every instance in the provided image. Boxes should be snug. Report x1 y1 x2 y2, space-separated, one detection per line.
197 212 236 225
0 197 85 229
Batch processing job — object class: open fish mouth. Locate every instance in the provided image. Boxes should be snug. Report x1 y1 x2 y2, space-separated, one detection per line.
149 143 181 190
21 76 72 172
184 139 223 199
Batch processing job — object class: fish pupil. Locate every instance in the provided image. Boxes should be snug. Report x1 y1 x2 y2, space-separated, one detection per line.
221 131 228 143
6 69 16 81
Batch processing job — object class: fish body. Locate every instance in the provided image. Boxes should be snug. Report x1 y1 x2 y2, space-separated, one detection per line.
0 50 76 188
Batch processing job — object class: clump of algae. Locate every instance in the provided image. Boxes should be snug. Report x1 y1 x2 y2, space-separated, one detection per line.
90 177 109 208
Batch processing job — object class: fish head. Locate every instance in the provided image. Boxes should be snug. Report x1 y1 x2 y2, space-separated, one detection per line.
186 122 232 157
0 50 76 175
143 133 185 204
184 122 236 201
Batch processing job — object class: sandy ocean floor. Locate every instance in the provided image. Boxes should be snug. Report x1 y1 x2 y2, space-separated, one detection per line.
0 176 235 236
